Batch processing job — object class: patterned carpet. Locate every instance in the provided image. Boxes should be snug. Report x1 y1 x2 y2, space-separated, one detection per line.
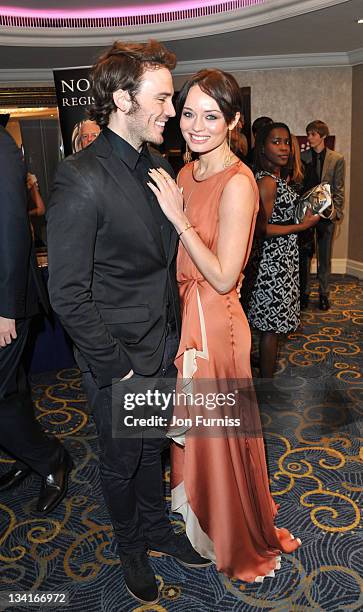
0 275 362 611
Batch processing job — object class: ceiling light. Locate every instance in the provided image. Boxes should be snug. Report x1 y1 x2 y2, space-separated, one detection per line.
0 107 49 113
357 19 363 23
0 107 58 118
0 1 264 29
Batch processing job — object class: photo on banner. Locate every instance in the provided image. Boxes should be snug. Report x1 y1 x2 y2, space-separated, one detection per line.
53 67 100 157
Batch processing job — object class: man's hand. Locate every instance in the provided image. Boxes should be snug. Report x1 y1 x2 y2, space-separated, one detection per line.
0 317 17 347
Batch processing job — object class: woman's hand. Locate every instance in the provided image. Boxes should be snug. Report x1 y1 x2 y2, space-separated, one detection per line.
236 277 243 298
26 172 37 190
147 168 187 233
300 208 320 230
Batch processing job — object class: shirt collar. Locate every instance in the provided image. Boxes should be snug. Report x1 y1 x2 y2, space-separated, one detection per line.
103 127 150 170
311 147 326 160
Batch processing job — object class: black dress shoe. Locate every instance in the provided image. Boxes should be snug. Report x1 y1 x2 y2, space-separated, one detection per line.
300 294 309 310
148 533 213 568
0 466 32 492
319 295 330 311
36 452 73 514
120 551 159 604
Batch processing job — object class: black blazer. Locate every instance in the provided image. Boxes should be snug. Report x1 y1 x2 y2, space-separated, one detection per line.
0 126 48 320
47 132 180 388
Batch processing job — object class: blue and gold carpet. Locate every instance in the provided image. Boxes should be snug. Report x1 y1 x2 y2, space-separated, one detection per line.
0 276 362 611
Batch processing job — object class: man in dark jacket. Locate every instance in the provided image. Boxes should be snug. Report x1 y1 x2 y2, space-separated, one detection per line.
0 125 72 513
46 40 210 605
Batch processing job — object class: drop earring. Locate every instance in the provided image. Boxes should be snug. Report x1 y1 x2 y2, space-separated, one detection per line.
223 129 233 168
183 142 192 164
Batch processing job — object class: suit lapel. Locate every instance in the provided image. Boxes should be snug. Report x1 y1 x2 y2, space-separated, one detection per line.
94 135 165 261
168 228 179 265
148 152 179 265
322 148 333 181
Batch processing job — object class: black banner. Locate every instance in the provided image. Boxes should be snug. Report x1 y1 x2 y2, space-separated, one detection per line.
53 66 99 157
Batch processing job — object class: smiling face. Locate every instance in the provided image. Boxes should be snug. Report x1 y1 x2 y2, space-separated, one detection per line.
121 66 175 150
180 85 237 155
263 127 291 171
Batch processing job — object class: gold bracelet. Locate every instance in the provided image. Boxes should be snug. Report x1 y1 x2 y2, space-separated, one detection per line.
178 221 193 237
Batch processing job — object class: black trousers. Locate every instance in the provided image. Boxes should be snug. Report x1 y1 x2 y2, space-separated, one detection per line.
82 329 179 553
299 218 335 297
0 317 62 477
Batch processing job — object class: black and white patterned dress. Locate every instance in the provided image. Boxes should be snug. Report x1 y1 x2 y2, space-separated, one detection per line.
246 171 300 334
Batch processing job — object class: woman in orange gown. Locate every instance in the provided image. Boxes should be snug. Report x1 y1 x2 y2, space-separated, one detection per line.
147 69 301 582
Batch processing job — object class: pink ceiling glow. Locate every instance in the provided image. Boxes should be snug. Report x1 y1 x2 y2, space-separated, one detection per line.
0 1 263 18
0 1 264 28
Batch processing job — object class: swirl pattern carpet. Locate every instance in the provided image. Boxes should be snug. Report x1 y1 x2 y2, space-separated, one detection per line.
0 275 362 611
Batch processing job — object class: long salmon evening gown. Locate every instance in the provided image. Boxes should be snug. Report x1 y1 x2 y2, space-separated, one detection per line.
171 160 301 582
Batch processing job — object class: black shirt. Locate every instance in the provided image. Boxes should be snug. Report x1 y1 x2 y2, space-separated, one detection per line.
103 127 175 325
311 147 326 183
303 147 326 191
103 127 171 257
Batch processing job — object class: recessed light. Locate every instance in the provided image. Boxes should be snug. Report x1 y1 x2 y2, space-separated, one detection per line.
357 19 363 23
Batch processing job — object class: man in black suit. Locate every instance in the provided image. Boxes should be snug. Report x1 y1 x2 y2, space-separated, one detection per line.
0 125 72 513
47 40 210 605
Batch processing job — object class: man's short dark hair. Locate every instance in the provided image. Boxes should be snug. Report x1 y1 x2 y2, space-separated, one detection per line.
306 120 329 137
89 40 176 128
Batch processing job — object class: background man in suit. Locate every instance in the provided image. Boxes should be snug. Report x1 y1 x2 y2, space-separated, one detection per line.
300 120 345 311
0 125 72 513
46 40 210 605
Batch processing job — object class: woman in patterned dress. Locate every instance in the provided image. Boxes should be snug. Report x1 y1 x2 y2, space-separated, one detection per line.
147 74 302 582
245 122 319 378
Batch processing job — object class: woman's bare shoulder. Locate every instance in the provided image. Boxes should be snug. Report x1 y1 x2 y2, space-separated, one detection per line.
257 174 277 196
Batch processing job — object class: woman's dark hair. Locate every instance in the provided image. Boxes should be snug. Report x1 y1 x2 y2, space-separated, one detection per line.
176 69 242 125
254 121 292 178
251 115 273 136
89 39 176 128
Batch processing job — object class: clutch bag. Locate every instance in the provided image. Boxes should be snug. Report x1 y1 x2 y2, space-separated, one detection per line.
295 182 334 224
